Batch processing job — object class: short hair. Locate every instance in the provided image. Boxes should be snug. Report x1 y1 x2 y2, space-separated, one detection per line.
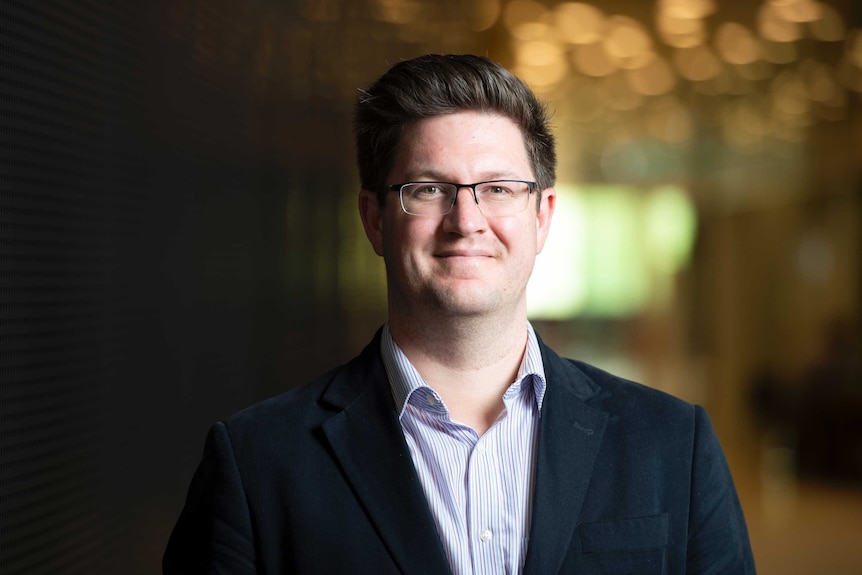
354 54 556 204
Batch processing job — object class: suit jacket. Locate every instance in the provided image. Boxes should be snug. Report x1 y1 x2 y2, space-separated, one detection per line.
164 331 755 574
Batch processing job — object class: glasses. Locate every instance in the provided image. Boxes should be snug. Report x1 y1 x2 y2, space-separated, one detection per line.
387 180 538 217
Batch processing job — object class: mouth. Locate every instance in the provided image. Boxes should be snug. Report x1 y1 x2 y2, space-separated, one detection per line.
435 249 494 259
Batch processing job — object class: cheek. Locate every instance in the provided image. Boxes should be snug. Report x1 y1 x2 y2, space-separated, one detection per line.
394 219 436 247
502 223 540 271
497 219 534 248
383 221 429 270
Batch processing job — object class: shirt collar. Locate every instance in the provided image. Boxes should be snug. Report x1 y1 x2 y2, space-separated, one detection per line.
380 322 547 419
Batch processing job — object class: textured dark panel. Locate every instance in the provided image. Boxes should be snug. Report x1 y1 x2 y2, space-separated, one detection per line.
0 1 271 572
3 3 128 573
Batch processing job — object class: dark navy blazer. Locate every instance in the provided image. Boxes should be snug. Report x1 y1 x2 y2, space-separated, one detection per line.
164 331 755 574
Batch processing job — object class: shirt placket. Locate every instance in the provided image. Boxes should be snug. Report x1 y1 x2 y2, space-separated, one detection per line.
466 424 504 574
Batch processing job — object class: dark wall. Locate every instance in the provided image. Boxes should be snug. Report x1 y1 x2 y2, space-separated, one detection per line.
0 1 362 572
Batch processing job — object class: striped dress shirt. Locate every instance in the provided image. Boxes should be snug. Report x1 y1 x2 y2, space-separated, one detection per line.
381 323 547 575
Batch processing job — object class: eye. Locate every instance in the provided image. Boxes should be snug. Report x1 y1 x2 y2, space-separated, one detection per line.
415 184 444 196
480 183 516 197
406 183 451 202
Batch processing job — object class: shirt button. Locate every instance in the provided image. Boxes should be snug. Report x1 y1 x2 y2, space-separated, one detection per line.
476 444 486 454
425 393 437 406
480 529 493 542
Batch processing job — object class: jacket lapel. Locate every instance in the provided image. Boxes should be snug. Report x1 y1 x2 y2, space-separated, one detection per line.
320 334 452 575
523 342 609 575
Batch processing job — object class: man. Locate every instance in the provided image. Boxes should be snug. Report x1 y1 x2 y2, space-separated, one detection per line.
164 54 755 574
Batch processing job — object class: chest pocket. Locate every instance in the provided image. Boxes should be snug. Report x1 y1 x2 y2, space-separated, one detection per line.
578 514 668 575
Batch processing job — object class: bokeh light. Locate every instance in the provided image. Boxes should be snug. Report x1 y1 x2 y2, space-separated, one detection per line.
554 2 605 44
716 22 762 65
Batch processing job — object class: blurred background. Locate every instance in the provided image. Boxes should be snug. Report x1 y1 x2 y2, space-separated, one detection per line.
1 0 860 573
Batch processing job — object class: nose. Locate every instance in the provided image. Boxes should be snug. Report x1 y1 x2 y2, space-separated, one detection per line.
442 186 487 235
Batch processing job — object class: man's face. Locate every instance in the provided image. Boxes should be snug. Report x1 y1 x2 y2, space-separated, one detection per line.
359 111 555 321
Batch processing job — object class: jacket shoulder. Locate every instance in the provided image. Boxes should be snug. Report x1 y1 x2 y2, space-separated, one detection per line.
555 354 697 428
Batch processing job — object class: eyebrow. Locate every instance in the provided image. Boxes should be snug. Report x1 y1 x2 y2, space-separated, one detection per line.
402 169 523 182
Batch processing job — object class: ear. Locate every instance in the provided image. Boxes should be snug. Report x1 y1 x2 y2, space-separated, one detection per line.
358 189 385 256
535 186 556 254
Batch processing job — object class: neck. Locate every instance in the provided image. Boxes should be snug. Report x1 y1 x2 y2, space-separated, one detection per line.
389 309 529 435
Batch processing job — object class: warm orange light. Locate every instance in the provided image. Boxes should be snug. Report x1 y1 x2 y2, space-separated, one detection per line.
493 0 853 153
573 40 617 77
604 16 654 69
674 45 722 81
736 60 774 82
513 60 570 89
470 0 502 32
758 4 802 42
598 73 645 111
770 0 822 24
800 59 845 107
716 22 761 65
808 4 845 42
770 70 811 116
504 0 547 31
510 21 554 41
565 79 603 122
656 11 706 48
512 38 568 88
762 39 799 64
515 39 564 67
626 55 677 96
692 66 732 95
554 2 605 45
658 0 716 20
370 0 421 24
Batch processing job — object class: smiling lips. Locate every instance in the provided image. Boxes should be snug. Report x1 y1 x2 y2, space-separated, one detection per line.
435 248 495 259
435 251 494 261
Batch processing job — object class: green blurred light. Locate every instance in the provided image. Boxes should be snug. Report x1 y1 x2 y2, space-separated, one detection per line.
528 184 588 318
583 185 649 317
644 185 697 275
527 183 697 320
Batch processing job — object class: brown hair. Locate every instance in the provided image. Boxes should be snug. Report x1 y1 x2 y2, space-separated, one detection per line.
354 54 556 204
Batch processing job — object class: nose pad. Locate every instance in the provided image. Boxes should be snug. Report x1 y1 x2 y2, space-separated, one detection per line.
443 187 486 232
448 186 480 213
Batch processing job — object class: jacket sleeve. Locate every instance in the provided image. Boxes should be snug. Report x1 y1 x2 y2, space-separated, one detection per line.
686 406 756 574
163 422 257 575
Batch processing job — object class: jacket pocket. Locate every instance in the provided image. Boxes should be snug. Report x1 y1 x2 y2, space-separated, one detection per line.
577 514 668 574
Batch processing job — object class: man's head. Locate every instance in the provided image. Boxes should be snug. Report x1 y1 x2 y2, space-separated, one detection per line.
355 56 557 326
354 54 556 203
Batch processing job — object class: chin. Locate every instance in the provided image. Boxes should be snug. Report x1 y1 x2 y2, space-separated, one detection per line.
430 291 501 317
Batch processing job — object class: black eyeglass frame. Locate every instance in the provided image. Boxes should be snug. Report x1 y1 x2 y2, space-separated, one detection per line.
386 180 539 216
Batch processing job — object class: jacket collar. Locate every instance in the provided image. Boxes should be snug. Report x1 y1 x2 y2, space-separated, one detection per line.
522 338 609 574
319 329 608 575
319 330 453 574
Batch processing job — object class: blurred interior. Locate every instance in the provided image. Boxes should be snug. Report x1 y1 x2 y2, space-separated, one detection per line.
1 0 860 573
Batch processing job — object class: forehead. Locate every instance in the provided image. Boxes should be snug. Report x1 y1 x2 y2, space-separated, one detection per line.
392 111 532 181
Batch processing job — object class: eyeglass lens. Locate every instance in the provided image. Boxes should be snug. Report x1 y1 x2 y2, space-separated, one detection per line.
400 181 533 216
